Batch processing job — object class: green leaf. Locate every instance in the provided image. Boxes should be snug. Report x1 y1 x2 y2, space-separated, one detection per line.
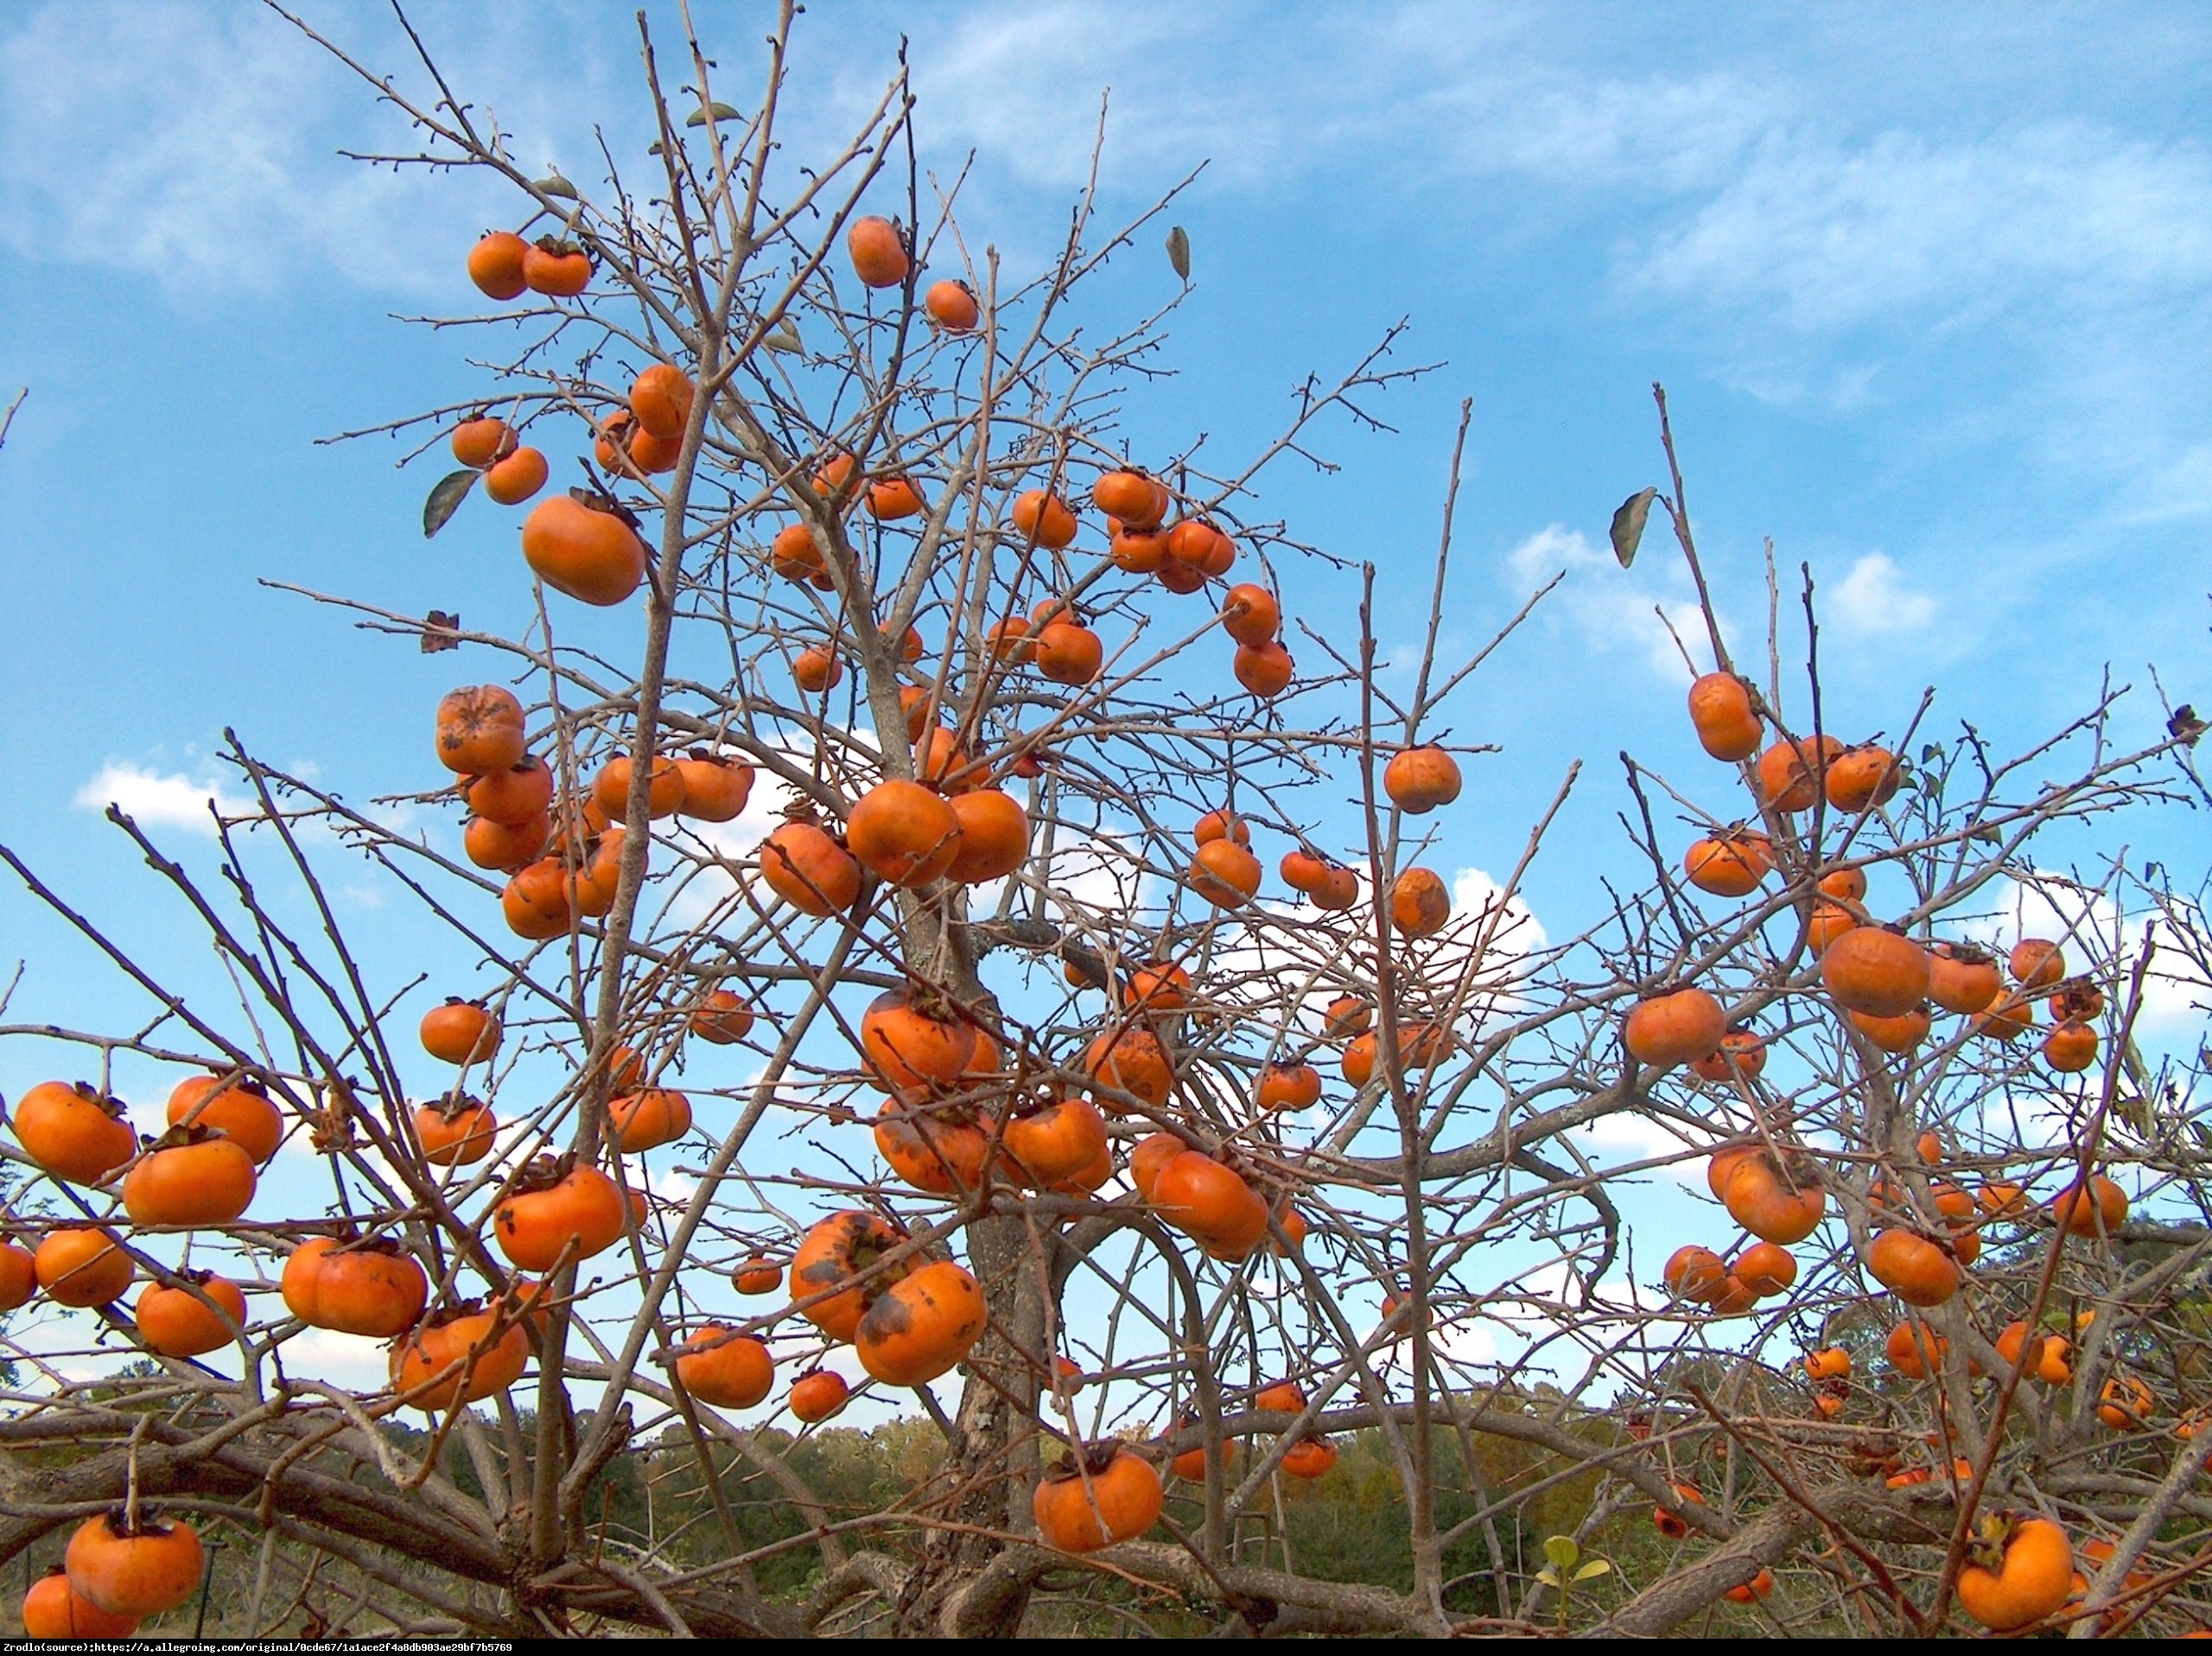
765 321 803 355
1534 1569 1562 1589
1542 1534 1580 1570
1573 1558 1612 1582
534 170 577 200
1166 224 1191 282
423 468 477 538
1921 742 1942 765
685 101 741 127
1609 487 1657 568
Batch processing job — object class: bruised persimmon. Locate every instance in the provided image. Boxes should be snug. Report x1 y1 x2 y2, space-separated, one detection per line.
1390 866 1452 937
436 685 526 775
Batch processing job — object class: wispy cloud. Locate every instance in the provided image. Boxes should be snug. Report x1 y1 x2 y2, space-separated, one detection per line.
75 761 256 836
1506 524 1721 684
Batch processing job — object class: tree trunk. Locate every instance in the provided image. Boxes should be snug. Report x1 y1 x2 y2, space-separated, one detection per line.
892 1210 1049 1636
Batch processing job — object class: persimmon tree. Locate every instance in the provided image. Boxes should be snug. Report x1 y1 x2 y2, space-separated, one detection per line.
2 3 2209 1640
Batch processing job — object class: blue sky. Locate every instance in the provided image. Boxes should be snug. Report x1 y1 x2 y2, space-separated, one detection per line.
1 2 2209 1402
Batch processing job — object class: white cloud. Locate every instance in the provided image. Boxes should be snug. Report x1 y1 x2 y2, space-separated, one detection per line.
1827 552 1936 636
75 761 257 836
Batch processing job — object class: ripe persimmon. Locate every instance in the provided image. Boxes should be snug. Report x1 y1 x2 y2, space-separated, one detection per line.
492 1158 627 1270
1685 832 1772 897
1733 1241 1797 1296
12 1080 136 1184
1623 987 1726 1069
1959 1514 2074 1632
279 1237 427 1336
1190 838 1262 907
135 1271 247 1358
122 1131 256 1227
846 215 909 288
1821 927 1931 1018
2044 1019 2098 1073
1150 1150 1268 1258
2053 1174 2128 1238
165 1073 289 1169
1384 746 1463 814
22 1568 139 1639
1012 488 1077 549
860 989 976 1089
467 230 531 300
675 1327 775 1408
0 1242 35 1312
1084 1026 1174 1110
1687 672 1761 761
758 817 862 915
925 278 979 332
35 1228 131 1307
790 1367 851 1422
1005 1097 1109 1186
1754 735 1842 812
673 750 753 822
610 1086 692 1152
521 494 646 607
630 363 695 440
1663 1245 1727 1303
946 788 1028 883
1233 640 1294 697
481 443 549 505
451 417 516 469
64 1512 204 1618
1257 1061 1323 1111
847 780 963 888
421 997 499 1065
1690 1029 1766 1083
391 1305 531 1410
521 238 592 296
1724 1154 1826 1245
1220 583 1281 649
1867 1228 1961 1307
1033 1447 1164 1552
